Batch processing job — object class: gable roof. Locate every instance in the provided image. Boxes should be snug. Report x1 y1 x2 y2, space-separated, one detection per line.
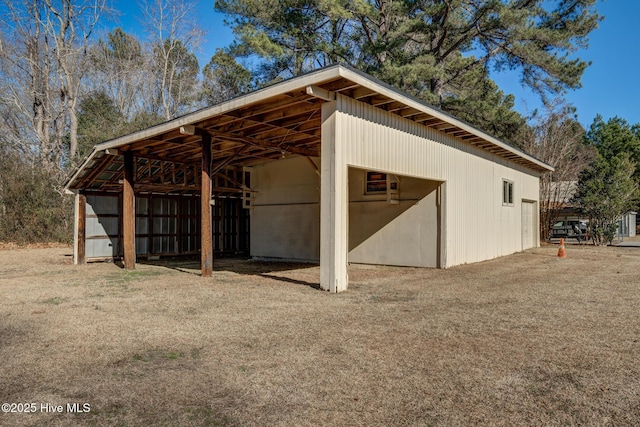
65 64 553 195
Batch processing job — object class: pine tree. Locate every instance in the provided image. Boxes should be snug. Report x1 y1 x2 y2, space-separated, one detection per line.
215 0 600 142
572 153 639 245
202 50 254 105
585 115 640 181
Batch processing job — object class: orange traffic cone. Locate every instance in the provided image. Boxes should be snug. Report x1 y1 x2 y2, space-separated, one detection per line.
557 238 566 258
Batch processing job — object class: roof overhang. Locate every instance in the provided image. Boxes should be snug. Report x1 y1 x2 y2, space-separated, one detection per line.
64 64 553 196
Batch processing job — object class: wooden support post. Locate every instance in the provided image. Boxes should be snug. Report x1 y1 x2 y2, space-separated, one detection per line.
75 192 86 265
201 132 213 277
123 151 136 270
320 99 349 292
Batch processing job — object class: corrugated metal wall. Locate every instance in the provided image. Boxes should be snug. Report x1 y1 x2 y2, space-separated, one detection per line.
250 156 321 262
85 194 120 258
83 194 247 260
334 94 540 268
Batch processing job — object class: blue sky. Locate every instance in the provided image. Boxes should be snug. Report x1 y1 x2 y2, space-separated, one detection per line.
110 0 639 128
490 0 640 128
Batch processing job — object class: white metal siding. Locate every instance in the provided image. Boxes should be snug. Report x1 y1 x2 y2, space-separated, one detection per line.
248 94 541 269
250 156 321 262
335 94 540 267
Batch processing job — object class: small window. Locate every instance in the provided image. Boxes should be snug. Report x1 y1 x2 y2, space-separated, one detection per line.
502 180 514 206
365 171 397 194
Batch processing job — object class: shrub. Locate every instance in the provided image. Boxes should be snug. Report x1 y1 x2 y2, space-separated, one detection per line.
0 154 73 244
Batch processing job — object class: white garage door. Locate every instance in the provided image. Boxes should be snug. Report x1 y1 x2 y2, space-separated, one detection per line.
521 201 536 250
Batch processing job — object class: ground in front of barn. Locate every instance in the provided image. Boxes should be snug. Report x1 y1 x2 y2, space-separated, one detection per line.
0 244 639 426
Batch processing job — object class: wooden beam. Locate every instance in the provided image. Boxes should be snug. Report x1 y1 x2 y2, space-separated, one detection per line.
434 123 456 131
215 131 318 157
221 97 318 126
216 169 244 188
216 101 321 137
234 114 322 142
450 130 469 137
76 154 111 188
76 193 86 265
371 97 395 107
221 93 312 122
306 156 321 177
400 108 423 118
306 85 335 101
212 186 243 193
123 151 136 270
352 86 377 100
201 133 213 277
423 118 447 126
134 183 199 193
320 79 360 93
211 144 249 176
385 101 410 113
207 104 320 145
129 151 200 166
414 113 435 122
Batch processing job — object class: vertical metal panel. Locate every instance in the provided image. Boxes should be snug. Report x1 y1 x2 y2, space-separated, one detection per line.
335 94 541 267
85 194 119 259
521 201 536 250
628 213 637 237
321 100 349 292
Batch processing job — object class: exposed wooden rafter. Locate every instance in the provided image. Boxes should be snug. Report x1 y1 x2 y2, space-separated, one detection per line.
65 67 552 196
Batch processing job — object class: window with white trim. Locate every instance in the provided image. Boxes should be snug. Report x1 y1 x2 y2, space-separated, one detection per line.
502 179 514 206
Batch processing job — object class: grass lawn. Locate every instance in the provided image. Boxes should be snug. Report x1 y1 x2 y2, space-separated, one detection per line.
1 244 639 426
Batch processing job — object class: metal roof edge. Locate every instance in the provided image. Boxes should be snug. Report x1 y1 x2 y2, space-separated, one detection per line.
63 148 101 192
96 65 345 153
335 64 554 173
64 63 553 191
63 65 346 190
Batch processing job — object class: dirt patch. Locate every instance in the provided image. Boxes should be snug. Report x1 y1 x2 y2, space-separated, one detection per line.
1 245 639 426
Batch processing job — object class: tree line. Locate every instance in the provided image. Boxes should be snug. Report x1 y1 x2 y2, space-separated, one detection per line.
0 0 636 245
0 0 232 242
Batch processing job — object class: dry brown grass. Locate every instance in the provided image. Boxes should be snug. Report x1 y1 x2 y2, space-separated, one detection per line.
1 245 639 426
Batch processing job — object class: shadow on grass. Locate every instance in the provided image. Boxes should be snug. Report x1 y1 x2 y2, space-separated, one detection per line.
259 273 321 290
136 256 322 290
